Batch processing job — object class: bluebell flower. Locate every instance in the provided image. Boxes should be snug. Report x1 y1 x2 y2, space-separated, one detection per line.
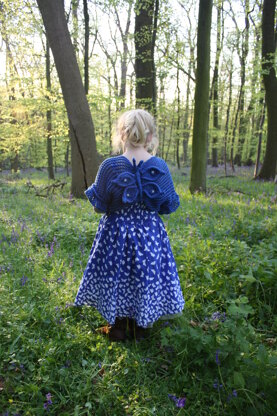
43 393 53 410
211 311 226 322
20 275 28 286
168 394 177 402
215 349 220 366
176 397 186 408
47 241 55 257
213 380 223 389
168 394 186 408
46 393 52 403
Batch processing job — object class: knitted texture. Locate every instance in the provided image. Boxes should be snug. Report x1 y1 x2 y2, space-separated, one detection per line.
85 155 180 214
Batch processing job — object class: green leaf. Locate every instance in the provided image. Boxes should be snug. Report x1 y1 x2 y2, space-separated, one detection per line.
239 274 257 283
227 303 254 317
234 371 245 388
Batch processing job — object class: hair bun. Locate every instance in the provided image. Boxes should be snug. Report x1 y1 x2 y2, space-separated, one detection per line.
112 109 159 154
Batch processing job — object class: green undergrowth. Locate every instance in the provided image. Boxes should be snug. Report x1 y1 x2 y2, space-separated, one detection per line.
0 167 276 416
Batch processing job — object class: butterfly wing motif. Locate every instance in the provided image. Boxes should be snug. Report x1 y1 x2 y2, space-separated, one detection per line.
140 165 166 200
111 159 166 205
111 171 138 203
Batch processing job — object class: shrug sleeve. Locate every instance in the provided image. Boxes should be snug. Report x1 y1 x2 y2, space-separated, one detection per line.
84 159 111 212
158 161 180 215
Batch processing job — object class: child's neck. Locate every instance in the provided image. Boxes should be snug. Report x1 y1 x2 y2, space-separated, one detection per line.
123 145 153 163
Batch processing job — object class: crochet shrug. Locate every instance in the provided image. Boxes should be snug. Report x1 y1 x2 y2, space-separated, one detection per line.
85 155 180 214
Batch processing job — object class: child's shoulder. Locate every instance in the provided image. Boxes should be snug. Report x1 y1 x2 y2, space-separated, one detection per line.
148 156 170 171
98 155 123 171
99 155 169 171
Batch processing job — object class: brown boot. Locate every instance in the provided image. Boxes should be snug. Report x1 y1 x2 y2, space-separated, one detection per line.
108 318 127 342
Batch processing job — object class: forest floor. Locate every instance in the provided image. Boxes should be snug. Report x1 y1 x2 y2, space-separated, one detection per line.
0 166 276 416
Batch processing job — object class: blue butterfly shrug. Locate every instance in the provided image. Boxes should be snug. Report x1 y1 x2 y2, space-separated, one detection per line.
85 155 180 215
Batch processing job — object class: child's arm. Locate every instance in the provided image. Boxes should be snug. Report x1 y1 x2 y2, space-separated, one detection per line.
85 159 111 213
158 161 180 215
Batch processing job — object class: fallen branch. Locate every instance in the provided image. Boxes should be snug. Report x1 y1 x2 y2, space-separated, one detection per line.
26 179 66 197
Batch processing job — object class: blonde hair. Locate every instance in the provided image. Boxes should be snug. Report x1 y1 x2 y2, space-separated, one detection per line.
112 109 159 154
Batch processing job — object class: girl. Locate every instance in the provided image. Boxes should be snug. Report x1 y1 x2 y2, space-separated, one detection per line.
74 109 185 341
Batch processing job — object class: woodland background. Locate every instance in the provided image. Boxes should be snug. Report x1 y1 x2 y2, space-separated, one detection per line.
0 1 277 415
0 0 276 191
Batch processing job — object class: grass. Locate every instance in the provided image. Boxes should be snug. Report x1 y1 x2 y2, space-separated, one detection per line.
0 166 276 416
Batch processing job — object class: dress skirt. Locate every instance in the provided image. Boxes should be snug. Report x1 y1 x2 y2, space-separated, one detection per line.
74 203 185 328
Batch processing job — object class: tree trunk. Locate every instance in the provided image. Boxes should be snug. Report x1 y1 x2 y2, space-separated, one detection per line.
115 2 132 109
11 152 19 172
151 0 159 116
234 0 250 166
245 15 262 163
108 70 112 154
254 100 266 178
46 39 55 180
183 26 194 165
165 115 175 162
230 90 241 172
72 0 79 54
83 0 89 94
36 0 98 197
65 141 70 177
134 0 155 111
212 0 222 167
189 0 213 194
159 76 166 159
176 49 181 169
223 58 233 176
257 0 277 180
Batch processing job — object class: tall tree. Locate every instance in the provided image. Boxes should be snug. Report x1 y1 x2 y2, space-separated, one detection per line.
36 0 98 197
257 0 277 180
189 0 213 193
83 0 89 94
72 0 79 54
114 1 133 109
45 38 55 180
211 0 223 167
175 45 181 169
134 0 156 111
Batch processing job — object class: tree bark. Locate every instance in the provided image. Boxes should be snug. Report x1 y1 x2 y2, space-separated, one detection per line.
46 39 55 180
115 2 133 109
257 0 277 180
233 0 250 166
211 0 222 167
72 0 79 54
135 0 155 111
189 0 213 194
254 100 266 178
151 0 159 115
83 0 89 94
183 14 194 165
176 48 181 169
36 0 98 197
223 57 233 176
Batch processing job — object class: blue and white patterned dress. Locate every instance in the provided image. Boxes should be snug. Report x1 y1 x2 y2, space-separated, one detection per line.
74 155 185 328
